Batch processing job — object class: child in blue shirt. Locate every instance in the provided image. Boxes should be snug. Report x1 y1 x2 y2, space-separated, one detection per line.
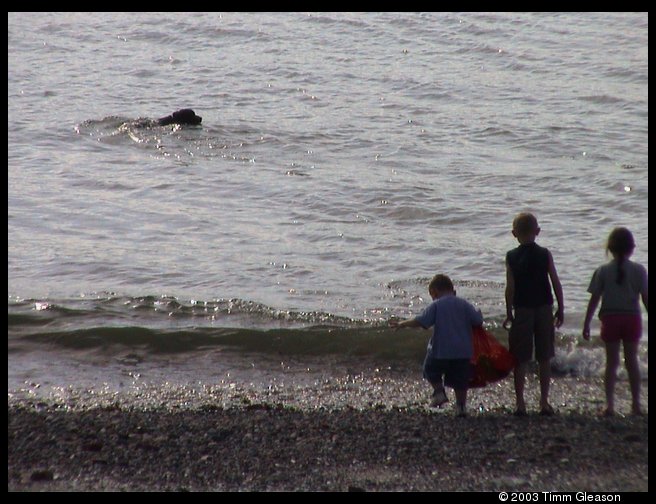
390 274 483 416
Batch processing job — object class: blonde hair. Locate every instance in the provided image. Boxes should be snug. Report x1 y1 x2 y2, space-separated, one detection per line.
512 212 539 237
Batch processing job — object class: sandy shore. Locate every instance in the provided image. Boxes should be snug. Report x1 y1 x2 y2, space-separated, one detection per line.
7 372 648 492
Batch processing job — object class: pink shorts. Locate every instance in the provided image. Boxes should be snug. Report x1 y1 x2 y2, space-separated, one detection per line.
600 314 642 343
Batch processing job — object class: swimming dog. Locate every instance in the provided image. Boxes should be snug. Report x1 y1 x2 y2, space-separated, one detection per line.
156 109 202 126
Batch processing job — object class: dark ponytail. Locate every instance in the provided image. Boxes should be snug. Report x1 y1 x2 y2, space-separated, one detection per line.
606 227 635 285
616 256 626 285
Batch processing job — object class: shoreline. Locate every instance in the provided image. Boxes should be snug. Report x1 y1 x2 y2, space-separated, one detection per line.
8 375 648 492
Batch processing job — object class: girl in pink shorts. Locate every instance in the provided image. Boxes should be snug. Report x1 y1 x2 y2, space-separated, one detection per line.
583 227 648 416
600 313 642 343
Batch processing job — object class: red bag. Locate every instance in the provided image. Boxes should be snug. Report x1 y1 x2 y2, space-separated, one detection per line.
469 326 516 388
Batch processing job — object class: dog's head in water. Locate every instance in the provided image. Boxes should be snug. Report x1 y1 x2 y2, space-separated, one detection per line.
157 109 202 126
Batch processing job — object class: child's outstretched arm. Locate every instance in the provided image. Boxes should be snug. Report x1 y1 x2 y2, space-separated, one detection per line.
389 318 422 330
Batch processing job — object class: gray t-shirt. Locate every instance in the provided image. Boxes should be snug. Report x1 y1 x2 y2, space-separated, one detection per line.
587 259 647 317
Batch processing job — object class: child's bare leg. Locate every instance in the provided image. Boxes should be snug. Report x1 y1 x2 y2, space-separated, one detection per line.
454 388 467 416
604 340 621 415
428 380 448 407
623 340 642 415
538 358 552 411
429 380 444 393
513 362 527 413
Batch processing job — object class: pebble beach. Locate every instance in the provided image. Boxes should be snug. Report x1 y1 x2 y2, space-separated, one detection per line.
8 370 648 492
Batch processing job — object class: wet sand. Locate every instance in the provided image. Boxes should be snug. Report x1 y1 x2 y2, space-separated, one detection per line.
8 372 648 492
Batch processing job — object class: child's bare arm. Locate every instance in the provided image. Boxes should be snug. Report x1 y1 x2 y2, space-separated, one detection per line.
547 250 564 327
502 261 515 329
389 318 423 330
582 293 601 340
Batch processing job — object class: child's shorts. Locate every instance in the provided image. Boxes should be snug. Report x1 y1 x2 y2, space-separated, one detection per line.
600 313 642 343
423 356 472 390
509 305 555 363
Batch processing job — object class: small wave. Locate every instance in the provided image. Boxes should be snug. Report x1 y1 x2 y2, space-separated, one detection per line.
303 13 372 30
8 295 368 337
577 94 627 105
11 322 428 361
10 323 646 380
470 126 518 140
7 294 648 379
603 67 648 84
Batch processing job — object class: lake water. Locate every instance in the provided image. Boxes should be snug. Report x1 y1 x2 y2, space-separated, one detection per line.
8 12 648 397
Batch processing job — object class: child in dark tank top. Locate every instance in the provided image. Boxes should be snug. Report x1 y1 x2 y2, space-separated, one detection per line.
503 213 564 416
